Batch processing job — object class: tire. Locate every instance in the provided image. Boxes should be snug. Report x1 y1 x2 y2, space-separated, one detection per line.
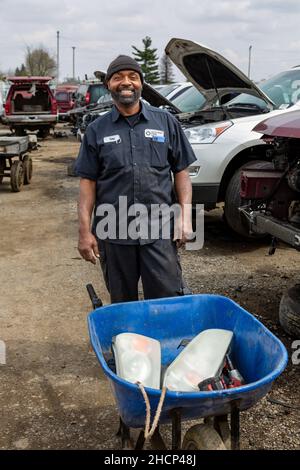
67 161 77 177
182 424 226 450
38 128 50 139
224 160 273 238
10 160 24 192
0 159 5 184
14 127 26 137
23 155 33 185
279 284 300 337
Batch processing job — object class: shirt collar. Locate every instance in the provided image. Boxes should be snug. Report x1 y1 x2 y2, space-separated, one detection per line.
111 101 150 123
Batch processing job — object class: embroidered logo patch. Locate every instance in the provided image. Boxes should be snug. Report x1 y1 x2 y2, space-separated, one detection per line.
144 129 165 139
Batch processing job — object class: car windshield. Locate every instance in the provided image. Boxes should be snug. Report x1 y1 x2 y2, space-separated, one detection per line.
171 86 206 113
97 93 113 105
225 69 300 110
55 92 69 101
157 83 181 97
90 85 110 103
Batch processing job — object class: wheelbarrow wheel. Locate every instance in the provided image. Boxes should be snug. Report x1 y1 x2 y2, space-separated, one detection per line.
23 155 33 185
182 423 226 450
10 160 24 192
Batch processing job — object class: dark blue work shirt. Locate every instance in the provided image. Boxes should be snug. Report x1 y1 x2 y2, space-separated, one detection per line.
75 101 196 244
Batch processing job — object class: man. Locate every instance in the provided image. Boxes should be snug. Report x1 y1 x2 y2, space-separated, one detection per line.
75 55 196 303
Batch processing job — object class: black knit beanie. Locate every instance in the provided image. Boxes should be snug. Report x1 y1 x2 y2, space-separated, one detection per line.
105 55 144 84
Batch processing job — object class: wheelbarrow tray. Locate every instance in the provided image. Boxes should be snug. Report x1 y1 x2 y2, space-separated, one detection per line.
88 294 288 429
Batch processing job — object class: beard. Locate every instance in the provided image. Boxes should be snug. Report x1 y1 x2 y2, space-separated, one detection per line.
111 86 142 107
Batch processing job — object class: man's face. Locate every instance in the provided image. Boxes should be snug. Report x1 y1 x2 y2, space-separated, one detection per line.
107 70 142 107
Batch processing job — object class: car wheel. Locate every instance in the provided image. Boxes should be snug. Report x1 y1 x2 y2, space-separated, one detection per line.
67 161 77 177
224 160 273 238
38 128 50 139
14 127 26 137
279 284 300 337
0 159 5 184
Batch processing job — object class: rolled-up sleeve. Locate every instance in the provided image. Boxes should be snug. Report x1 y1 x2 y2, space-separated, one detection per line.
75 126 100 180
168 115 197 173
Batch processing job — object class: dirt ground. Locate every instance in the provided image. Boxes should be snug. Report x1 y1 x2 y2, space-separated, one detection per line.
0 124 299 450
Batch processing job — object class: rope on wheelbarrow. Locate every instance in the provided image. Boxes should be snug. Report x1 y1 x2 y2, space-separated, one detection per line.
136 382 167 440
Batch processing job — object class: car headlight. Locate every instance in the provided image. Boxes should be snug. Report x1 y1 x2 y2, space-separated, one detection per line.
184 121 233 144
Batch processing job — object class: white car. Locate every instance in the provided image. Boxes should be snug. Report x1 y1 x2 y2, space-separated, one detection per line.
166 38 300 237
156 82 193 100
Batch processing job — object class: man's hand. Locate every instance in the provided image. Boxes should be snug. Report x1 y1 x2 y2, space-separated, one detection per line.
78 231 99 264
173 169 194 248
175 220 194 248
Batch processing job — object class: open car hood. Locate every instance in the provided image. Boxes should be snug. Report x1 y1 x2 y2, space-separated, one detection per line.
142 83 180 112
165 38 274 108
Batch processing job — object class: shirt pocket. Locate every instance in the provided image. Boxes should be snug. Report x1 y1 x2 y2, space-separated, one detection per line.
148 140 169 168
100 143 125 172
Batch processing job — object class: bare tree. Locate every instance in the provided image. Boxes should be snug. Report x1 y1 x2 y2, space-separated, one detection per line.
25 46 56 76
160 53 175 84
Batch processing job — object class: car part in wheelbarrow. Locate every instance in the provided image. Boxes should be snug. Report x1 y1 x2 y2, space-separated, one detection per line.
163 329 233 392
112 333 161 389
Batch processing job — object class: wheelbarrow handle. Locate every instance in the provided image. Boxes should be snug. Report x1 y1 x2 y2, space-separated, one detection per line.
86 283 103 309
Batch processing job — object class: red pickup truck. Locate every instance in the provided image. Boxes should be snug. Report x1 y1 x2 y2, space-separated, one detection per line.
3 76 57 138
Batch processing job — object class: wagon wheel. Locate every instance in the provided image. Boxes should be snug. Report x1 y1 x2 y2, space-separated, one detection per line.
182 423 226 450
10 161 24 192
23 155 33 185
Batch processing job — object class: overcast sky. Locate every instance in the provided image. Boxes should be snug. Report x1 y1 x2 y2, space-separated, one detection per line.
1 0 300 83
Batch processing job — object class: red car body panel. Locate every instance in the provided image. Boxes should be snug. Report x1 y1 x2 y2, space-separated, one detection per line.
253 109 300 138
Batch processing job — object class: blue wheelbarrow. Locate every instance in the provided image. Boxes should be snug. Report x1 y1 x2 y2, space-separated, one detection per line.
87 286 288 450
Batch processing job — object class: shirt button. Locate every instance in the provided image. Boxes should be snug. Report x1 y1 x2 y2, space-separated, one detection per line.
131 128 134 132
132 145 136 149
133 162 137 166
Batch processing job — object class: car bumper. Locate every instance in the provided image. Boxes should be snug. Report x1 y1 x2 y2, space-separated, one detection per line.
3 115 57 126
192 183 219 207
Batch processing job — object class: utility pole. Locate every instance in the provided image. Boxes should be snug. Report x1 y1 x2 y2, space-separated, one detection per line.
57 30 60 84
248 45 252 78
72 46 76 80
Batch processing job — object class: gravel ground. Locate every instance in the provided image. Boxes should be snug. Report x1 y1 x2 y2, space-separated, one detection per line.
0 125 299 450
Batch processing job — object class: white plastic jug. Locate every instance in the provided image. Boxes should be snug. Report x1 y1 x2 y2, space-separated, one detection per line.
163 329 233 392
112 333 161 389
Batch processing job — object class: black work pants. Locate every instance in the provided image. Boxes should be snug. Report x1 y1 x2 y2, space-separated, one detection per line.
98 239 187 303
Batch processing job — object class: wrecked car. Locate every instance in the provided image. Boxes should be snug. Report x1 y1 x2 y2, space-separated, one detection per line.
3 76 58 138
165 38 300 237
239 109 300 336
240 109 300 249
